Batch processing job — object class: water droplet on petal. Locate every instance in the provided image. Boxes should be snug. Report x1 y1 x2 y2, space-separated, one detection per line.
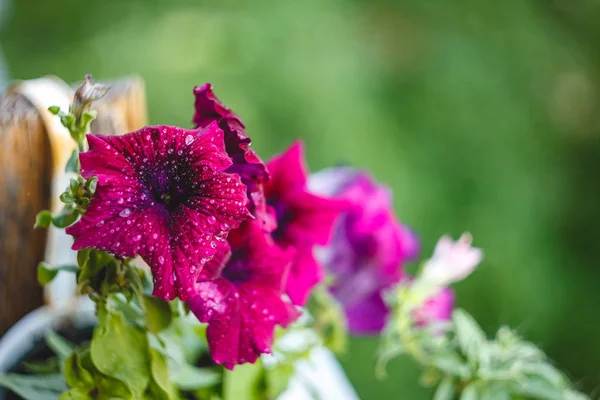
152 233 158 239
117 198 124 204
220 222 229 230
167 148 173 154
158 256 165 264
119 208 131 217
210 241 216 249
134 234 142 241
185 135 194 145
208 216 217 225
96 220 104 227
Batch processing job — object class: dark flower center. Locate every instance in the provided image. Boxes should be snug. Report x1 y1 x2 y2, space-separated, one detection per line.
222 249 251 284
140 159 197 212
269 198 293 240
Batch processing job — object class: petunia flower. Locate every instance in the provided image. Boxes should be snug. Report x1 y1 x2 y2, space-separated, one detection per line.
419 233 483 288
264 141 347 306
412 287 455 328
193 83 269 214
66 123 252 301
309 167 419 334
187 220 299 369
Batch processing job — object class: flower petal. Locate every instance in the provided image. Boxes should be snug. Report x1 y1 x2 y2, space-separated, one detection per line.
285 248 324 306
264 140 308 198
343 293 389 335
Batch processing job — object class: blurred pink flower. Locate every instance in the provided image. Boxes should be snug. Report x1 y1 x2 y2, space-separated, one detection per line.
310 167 418 334
412 287 455 327
420 233 483 287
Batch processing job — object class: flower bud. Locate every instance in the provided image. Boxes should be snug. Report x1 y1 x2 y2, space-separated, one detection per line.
72 74 109 121
419 233 482 288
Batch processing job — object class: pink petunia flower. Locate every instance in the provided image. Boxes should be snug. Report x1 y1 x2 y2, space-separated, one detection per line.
263 141 347 306
309 167 418 334
66 123 252 301
187 220 299 369
193 83 269 216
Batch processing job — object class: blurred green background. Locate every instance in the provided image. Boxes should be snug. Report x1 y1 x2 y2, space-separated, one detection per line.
2 0 600 398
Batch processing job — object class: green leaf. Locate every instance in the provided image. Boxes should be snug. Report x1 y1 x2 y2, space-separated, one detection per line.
59 388 93 400
52 208 79 228
96 375 134 399
0 373 66 400
77 249 91 269
45 331 74 362
84 177 97 194
60 192 75 203
91 307 151 398
429 351 472 379
265 363 294 399
78 249 112 285
23 358 61 374
148 347 176 399
460 383 480 400
174 364 220 391
143 295 172 333
48 105 61 115
433 377 456 400
38 263 79 286
223 361 264 400
38 262 59 285
64 351 94 390
453 309 487 364
80 111 97 131
65 150 80 173
34 210 52 228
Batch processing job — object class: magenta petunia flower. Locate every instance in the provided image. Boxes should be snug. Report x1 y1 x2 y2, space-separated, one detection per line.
264 141 347 306
412 288 455 327
193 83 268 209
309 167 419 334
187 220 299 369
66 123 252 301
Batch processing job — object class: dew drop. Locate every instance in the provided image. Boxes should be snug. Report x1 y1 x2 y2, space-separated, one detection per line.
158 256 165 264
96 220 104 227
119 208 131 217
220 222 229 230
145 134 151 140
185 135 194 145
210 241 217 249
152 233 158 239
168 148 174 154
117 198 124 204
134 234 142 241
207 216 217 225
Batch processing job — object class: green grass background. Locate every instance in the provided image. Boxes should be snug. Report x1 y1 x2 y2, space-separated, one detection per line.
2 0 600 397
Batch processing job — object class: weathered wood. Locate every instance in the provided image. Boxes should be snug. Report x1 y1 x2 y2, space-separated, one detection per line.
0 76 148 336
0 93 52 337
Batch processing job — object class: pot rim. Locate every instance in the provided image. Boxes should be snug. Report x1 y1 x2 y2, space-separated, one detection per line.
0 298 95 373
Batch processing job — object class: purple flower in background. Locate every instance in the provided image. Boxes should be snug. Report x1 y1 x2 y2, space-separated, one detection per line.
412 287 455 327
264 142 348 306
193 83 269 215
187 220 299 369
66 123 251 301
310 167 418 334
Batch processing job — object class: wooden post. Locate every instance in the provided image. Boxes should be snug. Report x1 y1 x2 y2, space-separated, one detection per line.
0 76 148 336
